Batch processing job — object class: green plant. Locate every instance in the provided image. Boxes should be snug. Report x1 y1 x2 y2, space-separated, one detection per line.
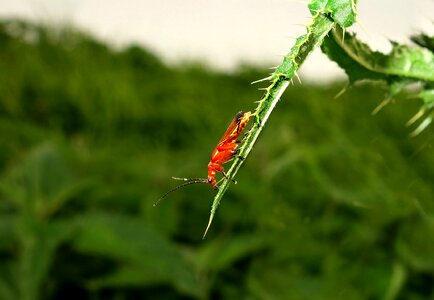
0 1 433 299
0 143 84 300
205 0 434 236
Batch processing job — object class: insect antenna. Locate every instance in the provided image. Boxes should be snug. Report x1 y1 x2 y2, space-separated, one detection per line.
153 178 209 207
172 177 207 182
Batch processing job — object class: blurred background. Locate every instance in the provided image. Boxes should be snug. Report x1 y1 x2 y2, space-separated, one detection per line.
0 1 433 299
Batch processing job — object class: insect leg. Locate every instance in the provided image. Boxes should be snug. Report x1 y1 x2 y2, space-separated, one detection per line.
229 149 244 161
221 171 237 184
209 163 237 184
236 132 250 144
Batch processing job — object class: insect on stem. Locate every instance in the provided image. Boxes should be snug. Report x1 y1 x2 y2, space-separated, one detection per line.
154 111 253 236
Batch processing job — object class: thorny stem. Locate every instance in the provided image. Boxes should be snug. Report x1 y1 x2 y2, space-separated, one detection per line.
203 13 336 238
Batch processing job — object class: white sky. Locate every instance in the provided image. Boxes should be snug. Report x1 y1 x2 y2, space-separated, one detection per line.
0 0 433 82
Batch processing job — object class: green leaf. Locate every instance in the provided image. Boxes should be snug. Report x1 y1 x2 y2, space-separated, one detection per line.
0 215 15 249
0 262 18 300
308 0 357 28
87 265 167 289
0 143 86 217
195 234 267 271
0 143 84 300
322 28 434 83
73 212 203 298
321 27 434 134
411 33 434 53
17 218 78 300
396 217 434 272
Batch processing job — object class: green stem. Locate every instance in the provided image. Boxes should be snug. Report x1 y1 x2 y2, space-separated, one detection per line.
203 13 336 238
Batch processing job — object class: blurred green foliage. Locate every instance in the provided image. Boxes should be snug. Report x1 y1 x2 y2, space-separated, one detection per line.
0 20 433 300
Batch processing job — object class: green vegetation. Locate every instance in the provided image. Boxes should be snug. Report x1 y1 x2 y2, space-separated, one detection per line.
208 0 433 236
0 16 433 300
